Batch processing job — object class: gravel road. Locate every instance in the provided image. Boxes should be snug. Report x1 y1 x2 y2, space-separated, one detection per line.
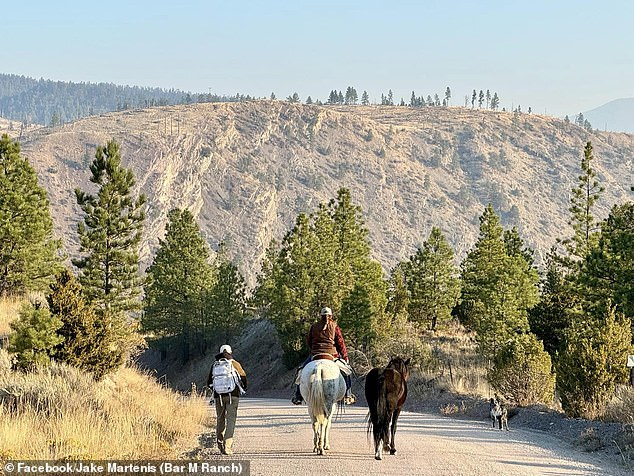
194 398 630 476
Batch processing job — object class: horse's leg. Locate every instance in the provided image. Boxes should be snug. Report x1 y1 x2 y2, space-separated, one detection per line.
389 408 401 455
324 406 334 450
317 420 325 455
312 417 320 453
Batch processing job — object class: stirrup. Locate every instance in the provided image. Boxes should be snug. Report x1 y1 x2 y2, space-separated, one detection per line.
343 394 356 405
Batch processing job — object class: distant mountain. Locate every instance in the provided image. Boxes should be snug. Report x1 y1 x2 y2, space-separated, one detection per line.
583 98 634 133
16 102 634 284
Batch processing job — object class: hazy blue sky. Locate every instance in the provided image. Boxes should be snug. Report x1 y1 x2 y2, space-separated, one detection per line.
3 0 633 117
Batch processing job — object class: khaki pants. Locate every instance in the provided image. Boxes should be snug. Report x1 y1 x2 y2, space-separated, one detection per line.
215 394 239 451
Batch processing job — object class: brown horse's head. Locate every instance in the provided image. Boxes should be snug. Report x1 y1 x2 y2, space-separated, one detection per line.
387 356 411 381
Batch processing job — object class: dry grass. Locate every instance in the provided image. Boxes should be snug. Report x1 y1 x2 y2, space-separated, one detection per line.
0 350 209 460
0 295 25 336
410 323 490 400
605 385 634 424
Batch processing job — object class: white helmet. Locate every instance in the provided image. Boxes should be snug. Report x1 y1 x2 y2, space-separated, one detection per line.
320 307 332 317
219 344 232 354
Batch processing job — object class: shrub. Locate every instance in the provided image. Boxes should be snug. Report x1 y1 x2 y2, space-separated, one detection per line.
48 269 123 379
8 303 63 370
487 332 555 406
556 305 633 419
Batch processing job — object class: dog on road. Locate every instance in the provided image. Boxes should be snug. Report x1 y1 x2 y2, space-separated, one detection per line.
489 396 509 431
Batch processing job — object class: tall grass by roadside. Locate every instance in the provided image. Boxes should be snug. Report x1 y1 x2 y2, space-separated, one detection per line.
410 323 490 400
0 295 26 335
0 349 209 460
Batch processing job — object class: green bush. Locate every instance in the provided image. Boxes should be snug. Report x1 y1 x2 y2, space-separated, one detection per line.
487 332 555 406
8 303 63 370
48 269 123 380
556 305 633 419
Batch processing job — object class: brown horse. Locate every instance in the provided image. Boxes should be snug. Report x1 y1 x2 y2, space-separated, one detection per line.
365 356 410 460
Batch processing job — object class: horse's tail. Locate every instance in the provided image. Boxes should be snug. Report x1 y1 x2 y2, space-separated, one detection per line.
376 373 390 444
308 364 328 423
366 368 389 447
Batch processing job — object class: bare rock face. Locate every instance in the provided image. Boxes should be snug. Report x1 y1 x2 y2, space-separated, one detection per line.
15 101 634 283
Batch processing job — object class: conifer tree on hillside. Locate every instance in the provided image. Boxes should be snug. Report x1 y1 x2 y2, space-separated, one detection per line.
491 92 500 110
581 202 634 324
74 139 145 359
457 205 539 357
563 142 604 264
48 269 122 379
404 227 461 331
528 251 578 358
74 139 146 314
143 208 214 357
361 90 370 105
478 90 485 108
256 188 387 366
444 87 451 106
0 134 62 296
8 303 63 369
471 89 477 108
556 304 633 418
207 245 248 343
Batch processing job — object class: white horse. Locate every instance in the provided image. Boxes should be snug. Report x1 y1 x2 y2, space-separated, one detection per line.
299 358 346 455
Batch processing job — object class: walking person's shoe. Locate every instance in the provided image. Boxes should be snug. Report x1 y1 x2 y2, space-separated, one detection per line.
223 439 234 455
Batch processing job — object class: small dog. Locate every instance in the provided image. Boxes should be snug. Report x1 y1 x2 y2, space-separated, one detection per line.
489 396 509 431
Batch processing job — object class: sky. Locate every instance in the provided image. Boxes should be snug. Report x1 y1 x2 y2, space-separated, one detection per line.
2 0 634 117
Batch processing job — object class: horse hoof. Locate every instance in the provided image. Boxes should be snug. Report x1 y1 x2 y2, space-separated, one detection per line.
375 455 382 461
390 449 397 455
324 445 330 450
318 449 324 456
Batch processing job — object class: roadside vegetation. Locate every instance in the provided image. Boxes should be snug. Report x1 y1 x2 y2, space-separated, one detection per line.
0 112 632 461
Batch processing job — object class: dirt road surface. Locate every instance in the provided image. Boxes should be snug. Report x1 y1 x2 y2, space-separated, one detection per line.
196 398 630 476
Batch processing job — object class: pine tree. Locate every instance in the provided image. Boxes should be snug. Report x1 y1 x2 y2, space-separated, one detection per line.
74 139 145 361
458 205 539 356
48 269 122 379
528 251 578 357
143 209 214 358
471 89 477 108
491 93 499 110
361 90 370 106
74 139 146 315
256 189 387 366
444 87 451 106
404 227 461 330
0 134 62 296
207 250 248 343
387 90 394 106
478 90 485 108
486 89 491 109
8 302 63 369
562 141 604 264
581 202 634 322
556 304 633 418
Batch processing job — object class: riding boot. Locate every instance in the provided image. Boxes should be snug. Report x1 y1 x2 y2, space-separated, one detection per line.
343 374 356 404
291 384 303 405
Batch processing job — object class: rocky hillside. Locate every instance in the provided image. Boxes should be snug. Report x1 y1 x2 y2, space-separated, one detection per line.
15 101 634 283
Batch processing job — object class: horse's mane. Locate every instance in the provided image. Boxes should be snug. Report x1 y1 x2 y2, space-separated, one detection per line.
386 356 410 381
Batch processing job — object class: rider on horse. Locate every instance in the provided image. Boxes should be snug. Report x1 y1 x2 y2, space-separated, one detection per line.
291 306 356 405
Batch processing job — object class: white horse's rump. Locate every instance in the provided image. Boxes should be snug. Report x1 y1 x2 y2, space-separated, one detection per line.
299 359 346 455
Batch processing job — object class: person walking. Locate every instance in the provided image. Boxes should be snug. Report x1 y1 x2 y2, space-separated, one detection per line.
207 344 247 455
